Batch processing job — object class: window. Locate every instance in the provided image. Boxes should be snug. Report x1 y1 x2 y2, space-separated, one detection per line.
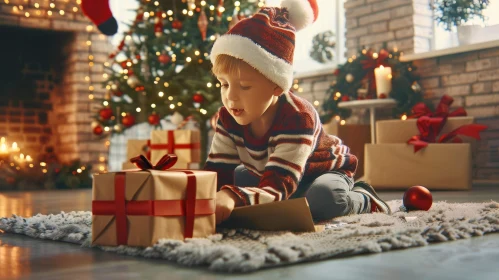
267 0 346 74
431 0 499 51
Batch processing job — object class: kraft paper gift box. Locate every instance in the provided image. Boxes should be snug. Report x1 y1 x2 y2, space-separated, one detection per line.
364 143 472 190
376 116 475 144
126 139 150 160
150 130 200 168
91 162 217 247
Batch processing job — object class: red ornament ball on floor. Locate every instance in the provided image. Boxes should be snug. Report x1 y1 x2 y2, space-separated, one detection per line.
403 185 433 211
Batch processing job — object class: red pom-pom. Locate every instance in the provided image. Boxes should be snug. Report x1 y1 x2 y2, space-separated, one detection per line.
172 20 182 30
99 107 113 120
148 113 160 125
193 93 204 103
93 125 103 135
122 114 136 128
403 186 433 211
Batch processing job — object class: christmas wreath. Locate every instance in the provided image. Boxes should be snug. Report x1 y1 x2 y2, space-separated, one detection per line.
320 48 425 123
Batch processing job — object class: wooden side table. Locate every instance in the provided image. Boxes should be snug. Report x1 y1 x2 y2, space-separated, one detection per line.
338 99 397 144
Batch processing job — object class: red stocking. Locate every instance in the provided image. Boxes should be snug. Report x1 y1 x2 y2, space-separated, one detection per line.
81 0 118 36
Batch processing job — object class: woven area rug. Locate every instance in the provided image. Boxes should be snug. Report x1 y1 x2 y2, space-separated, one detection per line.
1 200 498 273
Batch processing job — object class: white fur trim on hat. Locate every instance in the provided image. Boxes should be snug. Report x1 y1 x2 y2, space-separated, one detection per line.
281 0 316 31
210 34 293 93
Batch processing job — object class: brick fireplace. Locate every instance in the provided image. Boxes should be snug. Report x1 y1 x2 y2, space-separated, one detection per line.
0 0 112 170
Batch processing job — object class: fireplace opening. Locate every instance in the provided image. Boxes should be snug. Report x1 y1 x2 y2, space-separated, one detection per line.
0 26 74 162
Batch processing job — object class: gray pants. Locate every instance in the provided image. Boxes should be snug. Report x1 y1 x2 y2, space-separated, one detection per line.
234 165 368 221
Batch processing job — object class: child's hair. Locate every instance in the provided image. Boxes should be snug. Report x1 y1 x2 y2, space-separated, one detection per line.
212 54 243 77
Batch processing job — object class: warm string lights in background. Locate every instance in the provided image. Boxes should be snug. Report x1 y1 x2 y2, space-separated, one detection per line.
4 0 82 18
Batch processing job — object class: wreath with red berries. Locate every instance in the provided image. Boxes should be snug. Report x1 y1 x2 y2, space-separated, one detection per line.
320 48 424 123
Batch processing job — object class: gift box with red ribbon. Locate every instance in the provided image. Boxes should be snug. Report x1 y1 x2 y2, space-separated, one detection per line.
376 95 486 146
150 130 201 169
92 154 216 247
364 95 487 190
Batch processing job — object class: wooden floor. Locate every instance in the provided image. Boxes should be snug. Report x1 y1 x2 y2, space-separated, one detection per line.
0 186 498 280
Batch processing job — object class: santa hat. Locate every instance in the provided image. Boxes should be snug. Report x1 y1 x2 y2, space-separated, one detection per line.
210 0 319 93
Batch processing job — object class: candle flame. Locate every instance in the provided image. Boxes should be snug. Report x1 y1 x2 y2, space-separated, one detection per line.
380 65 384 70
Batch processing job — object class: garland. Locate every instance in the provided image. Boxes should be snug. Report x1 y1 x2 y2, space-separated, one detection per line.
320 48 425 123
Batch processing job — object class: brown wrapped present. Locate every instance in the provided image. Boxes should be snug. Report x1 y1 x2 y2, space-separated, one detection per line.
92 155 216 247
126 139 150 160
364 143 472 190
150 130 200 168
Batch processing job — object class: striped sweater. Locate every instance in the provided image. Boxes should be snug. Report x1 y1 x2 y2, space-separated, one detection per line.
204 91 358 206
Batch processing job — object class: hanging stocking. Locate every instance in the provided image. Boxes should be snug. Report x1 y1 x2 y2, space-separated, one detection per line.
81 0 118 35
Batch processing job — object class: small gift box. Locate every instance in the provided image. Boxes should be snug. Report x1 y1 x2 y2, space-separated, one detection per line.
150 130 200 168
376 95 476 144
92 154 217 247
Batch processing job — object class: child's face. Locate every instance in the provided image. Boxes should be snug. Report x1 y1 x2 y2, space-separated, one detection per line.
215 61 282 126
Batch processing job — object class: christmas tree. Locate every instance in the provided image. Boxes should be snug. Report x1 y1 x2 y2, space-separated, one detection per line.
92 0 263 165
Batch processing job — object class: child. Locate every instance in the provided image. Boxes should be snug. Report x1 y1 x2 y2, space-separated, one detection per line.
204 0 391 225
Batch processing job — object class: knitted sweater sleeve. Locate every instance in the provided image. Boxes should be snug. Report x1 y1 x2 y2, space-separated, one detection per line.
203 108 241 189
220 112 315 206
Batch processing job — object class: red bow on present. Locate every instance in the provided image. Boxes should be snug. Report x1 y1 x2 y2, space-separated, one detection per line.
407 116 488 152
409 94 467 119
130 154 177 170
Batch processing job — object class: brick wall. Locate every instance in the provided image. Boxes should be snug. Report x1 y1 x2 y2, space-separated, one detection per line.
411 47 499 180
344 0 433 57
0 1 113 170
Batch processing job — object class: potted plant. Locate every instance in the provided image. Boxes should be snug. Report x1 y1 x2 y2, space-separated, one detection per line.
431 0 490 45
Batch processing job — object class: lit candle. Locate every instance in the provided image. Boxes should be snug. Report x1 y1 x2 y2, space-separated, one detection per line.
0 143 7 154
374 65 392 98
11 142 20 153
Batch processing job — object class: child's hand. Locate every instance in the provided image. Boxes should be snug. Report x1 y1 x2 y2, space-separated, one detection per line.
215 189 239 225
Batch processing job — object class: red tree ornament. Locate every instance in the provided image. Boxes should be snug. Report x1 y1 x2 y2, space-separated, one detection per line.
172 20 182 30
198 10 208 41
99 107 113 120
122 114 136 128
113 91 123 97
403 186 433 211
341 95 350 102
148 112 160 125
193 93 204 103
93 125 103 135
158 53 171 64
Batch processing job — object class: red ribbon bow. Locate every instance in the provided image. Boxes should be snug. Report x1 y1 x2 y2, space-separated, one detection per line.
130 154 177 170
407 116 488 152
409 95 467 119
92 154 214 245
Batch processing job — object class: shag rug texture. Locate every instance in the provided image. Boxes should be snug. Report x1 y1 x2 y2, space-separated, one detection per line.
1 200 498 273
